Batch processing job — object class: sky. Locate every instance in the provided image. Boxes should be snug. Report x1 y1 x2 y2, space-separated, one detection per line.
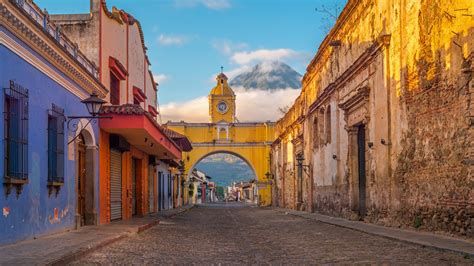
35 0 344 122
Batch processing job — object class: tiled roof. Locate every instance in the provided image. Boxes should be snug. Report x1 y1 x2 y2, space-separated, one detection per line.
161 127 193 152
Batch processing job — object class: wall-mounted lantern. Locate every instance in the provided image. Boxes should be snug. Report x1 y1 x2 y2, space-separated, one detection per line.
67 92 112 144
265 172 273 180
296 153 311 179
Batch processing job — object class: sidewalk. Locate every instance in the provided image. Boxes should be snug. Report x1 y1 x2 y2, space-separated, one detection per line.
0 205 194 265
275 208 474 256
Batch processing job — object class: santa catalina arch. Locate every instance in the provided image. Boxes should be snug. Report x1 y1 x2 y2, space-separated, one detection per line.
165 72 275 206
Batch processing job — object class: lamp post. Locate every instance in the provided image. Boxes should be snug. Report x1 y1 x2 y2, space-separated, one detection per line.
295 153 310 207
67 92 112 144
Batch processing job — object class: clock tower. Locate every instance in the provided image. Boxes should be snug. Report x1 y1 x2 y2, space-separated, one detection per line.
209 71 236 123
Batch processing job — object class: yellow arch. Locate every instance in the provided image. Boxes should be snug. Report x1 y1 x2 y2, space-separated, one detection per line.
166 122 275 206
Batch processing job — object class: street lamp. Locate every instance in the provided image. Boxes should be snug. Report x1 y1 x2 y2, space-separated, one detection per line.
295 153 311 205
265 172 273 180
82 92 106 117
67 92 112 144
296 153 311 171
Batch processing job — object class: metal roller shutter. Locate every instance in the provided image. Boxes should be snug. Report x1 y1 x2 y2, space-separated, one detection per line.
110 149 122 221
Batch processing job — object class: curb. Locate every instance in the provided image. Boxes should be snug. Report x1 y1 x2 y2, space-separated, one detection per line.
159 205 194 218
48 234 129 266
48 218 161 265
137 220 160 233
276 209 474 257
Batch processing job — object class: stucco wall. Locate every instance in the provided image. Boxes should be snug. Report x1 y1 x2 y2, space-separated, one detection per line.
0 35 99 244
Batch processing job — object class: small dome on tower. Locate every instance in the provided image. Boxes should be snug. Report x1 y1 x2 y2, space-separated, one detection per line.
216 72 228 83
209 69 235 96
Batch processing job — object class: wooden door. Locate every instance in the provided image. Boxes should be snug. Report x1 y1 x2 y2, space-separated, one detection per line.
357 125 367 217
77 135 86 226
132 159 137 216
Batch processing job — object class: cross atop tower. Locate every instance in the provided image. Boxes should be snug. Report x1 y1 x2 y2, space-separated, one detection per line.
220 66 224 74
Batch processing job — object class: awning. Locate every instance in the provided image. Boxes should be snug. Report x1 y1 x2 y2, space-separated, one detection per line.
161 127 193 152
100 104 182 159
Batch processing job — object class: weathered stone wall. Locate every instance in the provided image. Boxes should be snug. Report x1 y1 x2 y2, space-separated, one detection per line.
51 1 100 67
272 0 473 237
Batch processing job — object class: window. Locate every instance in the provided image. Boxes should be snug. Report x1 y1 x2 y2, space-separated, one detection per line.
312 117 319 148
4 81 28 182
326 105 331 144
48 104 65 184
318 108 325 145
110 73 120 105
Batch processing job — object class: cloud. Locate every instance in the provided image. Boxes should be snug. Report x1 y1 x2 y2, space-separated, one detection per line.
153 74 169 85
161 96 209 122
158 34 189 46
231 48 304 65
202 0 231 9
211 39 248 55
173 0 231 10
161 87 300 123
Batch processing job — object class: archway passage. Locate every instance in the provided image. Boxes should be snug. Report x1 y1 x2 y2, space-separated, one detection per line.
192 152 257 203
175 143 273 206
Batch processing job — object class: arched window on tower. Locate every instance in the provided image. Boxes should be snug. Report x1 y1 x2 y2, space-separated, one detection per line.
319 108 326 145
219 127 227 140
326 105 331 144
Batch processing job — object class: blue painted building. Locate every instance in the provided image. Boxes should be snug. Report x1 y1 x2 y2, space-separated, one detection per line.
0 0 107 245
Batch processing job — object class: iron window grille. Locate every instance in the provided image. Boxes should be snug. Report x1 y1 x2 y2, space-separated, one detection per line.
48 104 65 185
4 81 29 196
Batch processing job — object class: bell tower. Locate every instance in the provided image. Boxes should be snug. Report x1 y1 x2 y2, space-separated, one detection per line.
208 69 236 123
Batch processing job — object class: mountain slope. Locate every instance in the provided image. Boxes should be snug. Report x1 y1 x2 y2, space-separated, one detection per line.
195 154 254 186
229 61 302 90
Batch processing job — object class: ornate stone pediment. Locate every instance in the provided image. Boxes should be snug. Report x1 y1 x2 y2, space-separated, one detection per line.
338 86 370 127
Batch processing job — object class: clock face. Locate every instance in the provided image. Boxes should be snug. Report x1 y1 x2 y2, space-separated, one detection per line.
217 101 228 114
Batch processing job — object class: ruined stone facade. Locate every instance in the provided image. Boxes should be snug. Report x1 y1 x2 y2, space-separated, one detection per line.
271 0 473 237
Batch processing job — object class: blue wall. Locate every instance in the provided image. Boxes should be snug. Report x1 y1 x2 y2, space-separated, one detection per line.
0 28 99 245
157 165 173 210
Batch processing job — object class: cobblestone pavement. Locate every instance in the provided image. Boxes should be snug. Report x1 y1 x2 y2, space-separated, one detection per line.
73 203 472 265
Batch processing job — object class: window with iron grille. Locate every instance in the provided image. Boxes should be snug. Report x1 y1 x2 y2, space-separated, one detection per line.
48 104 65 184
4 81 29 181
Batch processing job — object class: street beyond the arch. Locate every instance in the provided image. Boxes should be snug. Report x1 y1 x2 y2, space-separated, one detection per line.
71 203 467 265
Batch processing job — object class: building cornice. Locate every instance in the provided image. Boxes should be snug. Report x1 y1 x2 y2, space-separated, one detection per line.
0 0 107 97
190 142 272 147
165 121 275 127
307 34 391 116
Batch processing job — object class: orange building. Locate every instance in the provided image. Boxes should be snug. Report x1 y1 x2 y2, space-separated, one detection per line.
52 0 191 224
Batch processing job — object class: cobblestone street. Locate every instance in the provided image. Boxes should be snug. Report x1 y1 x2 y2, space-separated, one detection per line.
72 203 470 264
